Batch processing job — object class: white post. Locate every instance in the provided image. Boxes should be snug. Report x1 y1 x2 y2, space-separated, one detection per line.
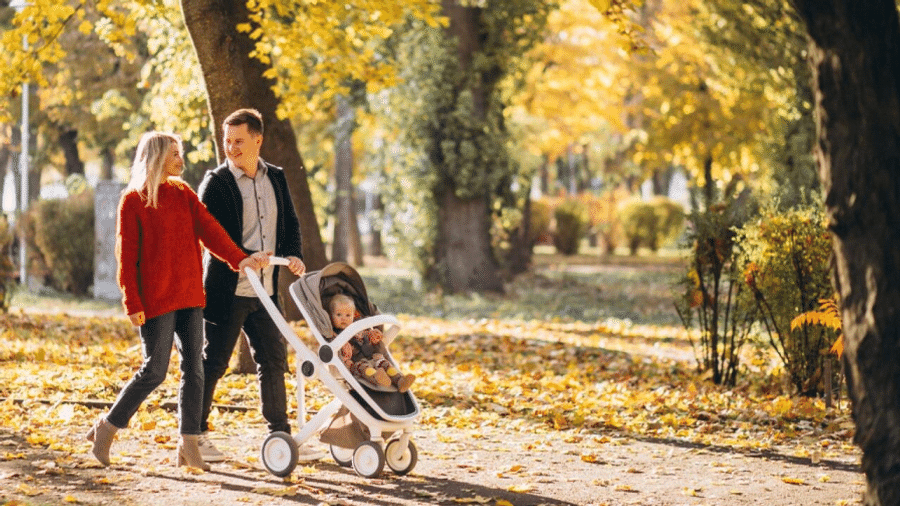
18 77 28 287
14 1 30 288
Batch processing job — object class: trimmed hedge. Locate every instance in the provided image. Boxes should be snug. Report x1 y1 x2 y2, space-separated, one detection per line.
553 199 589 255
25 191 95 296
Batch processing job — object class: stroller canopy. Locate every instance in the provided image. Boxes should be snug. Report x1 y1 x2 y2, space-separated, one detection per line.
294 262 378 338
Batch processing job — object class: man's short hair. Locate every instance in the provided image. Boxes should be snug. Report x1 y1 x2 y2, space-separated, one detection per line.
223 108 264 136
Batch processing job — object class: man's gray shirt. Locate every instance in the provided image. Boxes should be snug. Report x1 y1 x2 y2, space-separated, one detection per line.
228 160 278 297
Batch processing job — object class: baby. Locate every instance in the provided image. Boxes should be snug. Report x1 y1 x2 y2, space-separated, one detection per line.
328 294 416 393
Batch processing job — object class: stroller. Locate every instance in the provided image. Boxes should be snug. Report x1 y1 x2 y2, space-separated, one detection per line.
243 259 420 478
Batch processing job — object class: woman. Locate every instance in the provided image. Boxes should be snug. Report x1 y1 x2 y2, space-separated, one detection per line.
87 132 268 470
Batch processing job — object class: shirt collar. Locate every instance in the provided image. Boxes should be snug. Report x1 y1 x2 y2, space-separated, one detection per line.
226 158 267 180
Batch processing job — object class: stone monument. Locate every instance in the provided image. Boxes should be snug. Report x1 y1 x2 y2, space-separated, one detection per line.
94 180 125 300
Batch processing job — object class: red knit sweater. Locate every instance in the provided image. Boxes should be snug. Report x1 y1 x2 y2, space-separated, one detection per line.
116 179 247 320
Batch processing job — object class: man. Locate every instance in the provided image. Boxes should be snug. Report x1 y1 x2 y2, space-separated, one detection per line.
197 108 306 462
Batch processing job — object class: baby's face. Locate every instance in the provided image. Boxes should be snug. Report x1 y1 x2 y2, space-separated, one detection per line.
331 303 354 330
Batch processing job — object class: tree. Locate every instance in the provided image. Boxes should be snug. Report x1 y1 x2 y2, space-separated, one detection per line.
700 0 817 208
789 1 900 504
376 2 553 292
427 1 505 292
331 94 364 266
180 0 327 277
508 0 630 192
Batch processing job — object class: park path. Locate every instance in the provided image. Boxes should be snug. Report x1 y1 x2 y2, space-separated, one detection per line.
1 419 863 505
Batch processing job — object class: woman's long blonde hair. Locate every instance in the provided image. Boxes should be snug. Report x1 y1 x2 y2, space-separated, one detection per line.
127 131 181 208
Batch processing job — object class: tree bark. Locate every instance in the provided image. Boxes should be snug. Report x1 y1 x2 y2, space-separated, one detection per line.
368 192 384 257
503 190 532 275
0 144 9 202
433 189 503 292
791 1 900 504
58 128 84 175
332 95 353 263
539 157 549 196
100 145 114 181
180 0 328 321
349 205 363 266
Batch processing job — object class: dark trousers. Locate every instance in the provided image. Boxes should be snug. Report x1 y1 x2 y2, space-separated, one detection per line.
106 307 204 435
201 296 290 434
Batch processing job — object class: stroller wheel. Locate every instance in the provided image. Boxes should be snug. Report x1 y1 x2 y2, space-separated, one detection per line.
352 441 385 478
329 445 354 467
261 431 299 477
385 439 418 475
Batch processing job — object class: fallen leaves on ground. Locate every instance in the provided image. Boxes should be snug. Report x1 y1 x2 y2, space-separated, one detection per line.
0 310 857 461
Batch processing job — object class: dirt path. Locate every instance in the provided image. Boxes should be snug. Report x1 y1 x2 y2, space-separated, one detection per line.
1 421 863 505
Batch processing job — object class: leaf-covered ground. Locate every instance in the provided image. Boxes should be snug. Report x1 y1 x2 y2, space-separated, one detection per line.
0 254 863 505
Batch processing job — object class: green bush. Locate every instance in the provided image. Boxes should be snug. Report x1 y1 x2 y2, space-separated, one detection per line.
529 199 551 246
621 197 685 254
735 205 833 396
27 191 95 296
652 197 686 249
674 198 757 386
0 216 14 312
553 199 589 255
579 191 624 255
620 200 655 255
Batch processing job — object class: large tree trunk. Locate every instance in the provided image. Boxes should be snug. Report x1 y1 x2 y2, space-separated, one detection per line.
433 190 503 292
349 203 363 266
503 190 532 275
0 144 9 201
180 0 327 323
58 128 84 175
368 192 384 257
100 145 114 181
792 1 900 504
332 95 353 263
432 0 503 293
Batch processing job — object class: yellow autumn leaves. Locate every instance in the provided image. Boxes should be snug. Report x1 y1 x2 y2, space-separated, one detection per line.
1 308 858 470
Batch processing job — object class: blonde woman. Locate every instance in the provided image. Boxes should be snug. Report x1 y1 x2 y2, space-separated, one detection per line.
87 132 268 470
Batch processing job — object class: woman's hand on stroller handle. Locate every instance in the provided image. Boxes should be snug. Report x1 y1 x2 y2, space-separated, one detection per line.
260 255 305 275
238 252 267 272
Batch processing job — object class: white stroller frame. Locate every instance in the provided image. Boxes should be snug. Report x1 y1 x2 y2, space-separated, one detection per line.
244 258 420 478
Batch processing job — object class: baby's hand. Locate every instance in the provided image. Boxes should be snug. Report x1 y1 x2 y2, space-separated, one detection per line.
368 329 383 345
340 343 353 361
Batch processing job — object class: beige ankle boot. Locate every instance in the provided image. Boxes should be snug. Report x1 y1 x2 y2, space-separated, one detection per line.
178 434 210 471
86 417 117 467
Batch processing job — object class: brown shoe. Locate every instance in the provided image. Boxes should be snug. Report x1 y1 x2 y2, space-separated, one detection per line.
86 417 118 467
177 434 210 471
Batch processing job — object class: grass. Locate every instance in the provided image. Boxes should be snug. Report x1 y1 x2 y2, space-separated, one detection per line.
9 284 120 316
360 248 686 326
8 249 688 328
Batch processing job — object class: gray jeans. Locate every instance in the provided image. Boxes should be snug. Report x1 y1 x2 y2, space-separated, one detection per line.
106 307 204 435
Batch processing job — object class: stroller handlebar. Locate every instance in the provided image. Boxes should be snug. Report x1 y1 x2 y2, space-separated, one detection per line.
266 256 291 266
241 256 290 277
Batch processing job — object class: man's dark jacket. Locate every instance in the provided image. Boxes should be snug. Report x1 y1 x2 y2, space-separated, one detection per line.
198 161 303 325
